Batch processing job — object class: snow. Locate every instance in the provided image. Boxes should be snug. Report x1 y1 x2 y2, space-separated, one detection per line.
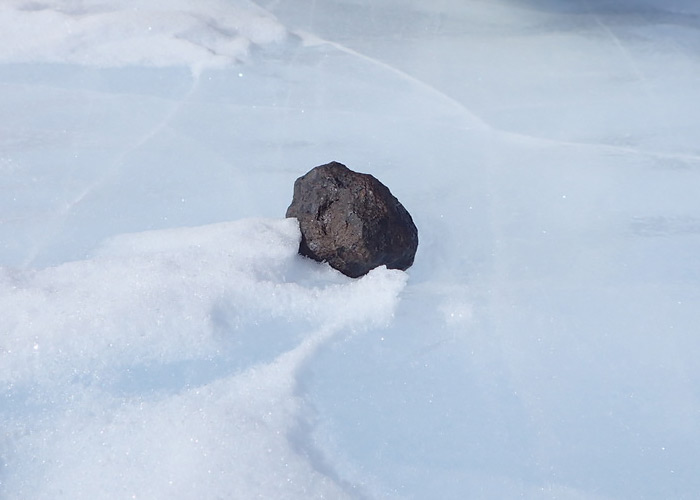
2 0 700 498
2 218 406 498
0 0 286 73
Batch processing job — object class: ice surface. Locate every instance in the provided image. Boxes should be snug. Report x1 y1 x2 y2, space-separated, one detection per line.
2 0 700 498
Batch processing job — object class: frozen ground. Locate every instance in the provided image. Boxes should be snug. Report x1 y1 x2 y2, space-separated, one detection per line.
2 0 700 498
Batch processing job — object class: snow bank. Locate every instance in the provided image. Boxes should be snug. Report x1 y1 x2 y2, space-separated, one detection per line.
0 0 287 73
0 218 407 499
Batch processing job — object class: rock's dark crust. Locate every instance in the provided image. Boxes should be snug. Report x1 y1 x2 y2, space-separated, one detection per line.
286 161 418 278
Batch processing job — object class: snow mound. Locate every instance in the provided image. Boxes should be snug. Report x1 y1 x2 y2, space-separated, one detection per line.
0 218 408 499
0 0 287 73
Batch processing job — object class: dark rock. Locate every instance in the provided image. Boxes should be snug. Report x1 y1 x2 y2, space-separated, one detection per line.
286 161 418 278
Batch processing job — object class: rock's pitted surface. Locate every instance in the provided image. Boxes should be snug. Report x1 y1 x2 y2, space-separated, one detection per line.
286 161 418 278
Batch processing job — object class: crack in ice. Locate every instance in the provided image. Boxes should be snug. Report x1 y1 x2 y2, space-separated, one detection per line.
20 73 203 268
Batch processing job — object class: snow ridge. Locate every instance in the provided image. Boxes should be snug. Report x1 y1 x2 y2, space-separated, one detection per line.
0 218 407 499
0 0 287 73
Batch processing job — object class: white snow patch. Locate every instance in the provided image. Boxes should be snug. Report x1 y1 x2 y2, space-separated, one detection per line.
0 218 407 498
0 0 287 72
